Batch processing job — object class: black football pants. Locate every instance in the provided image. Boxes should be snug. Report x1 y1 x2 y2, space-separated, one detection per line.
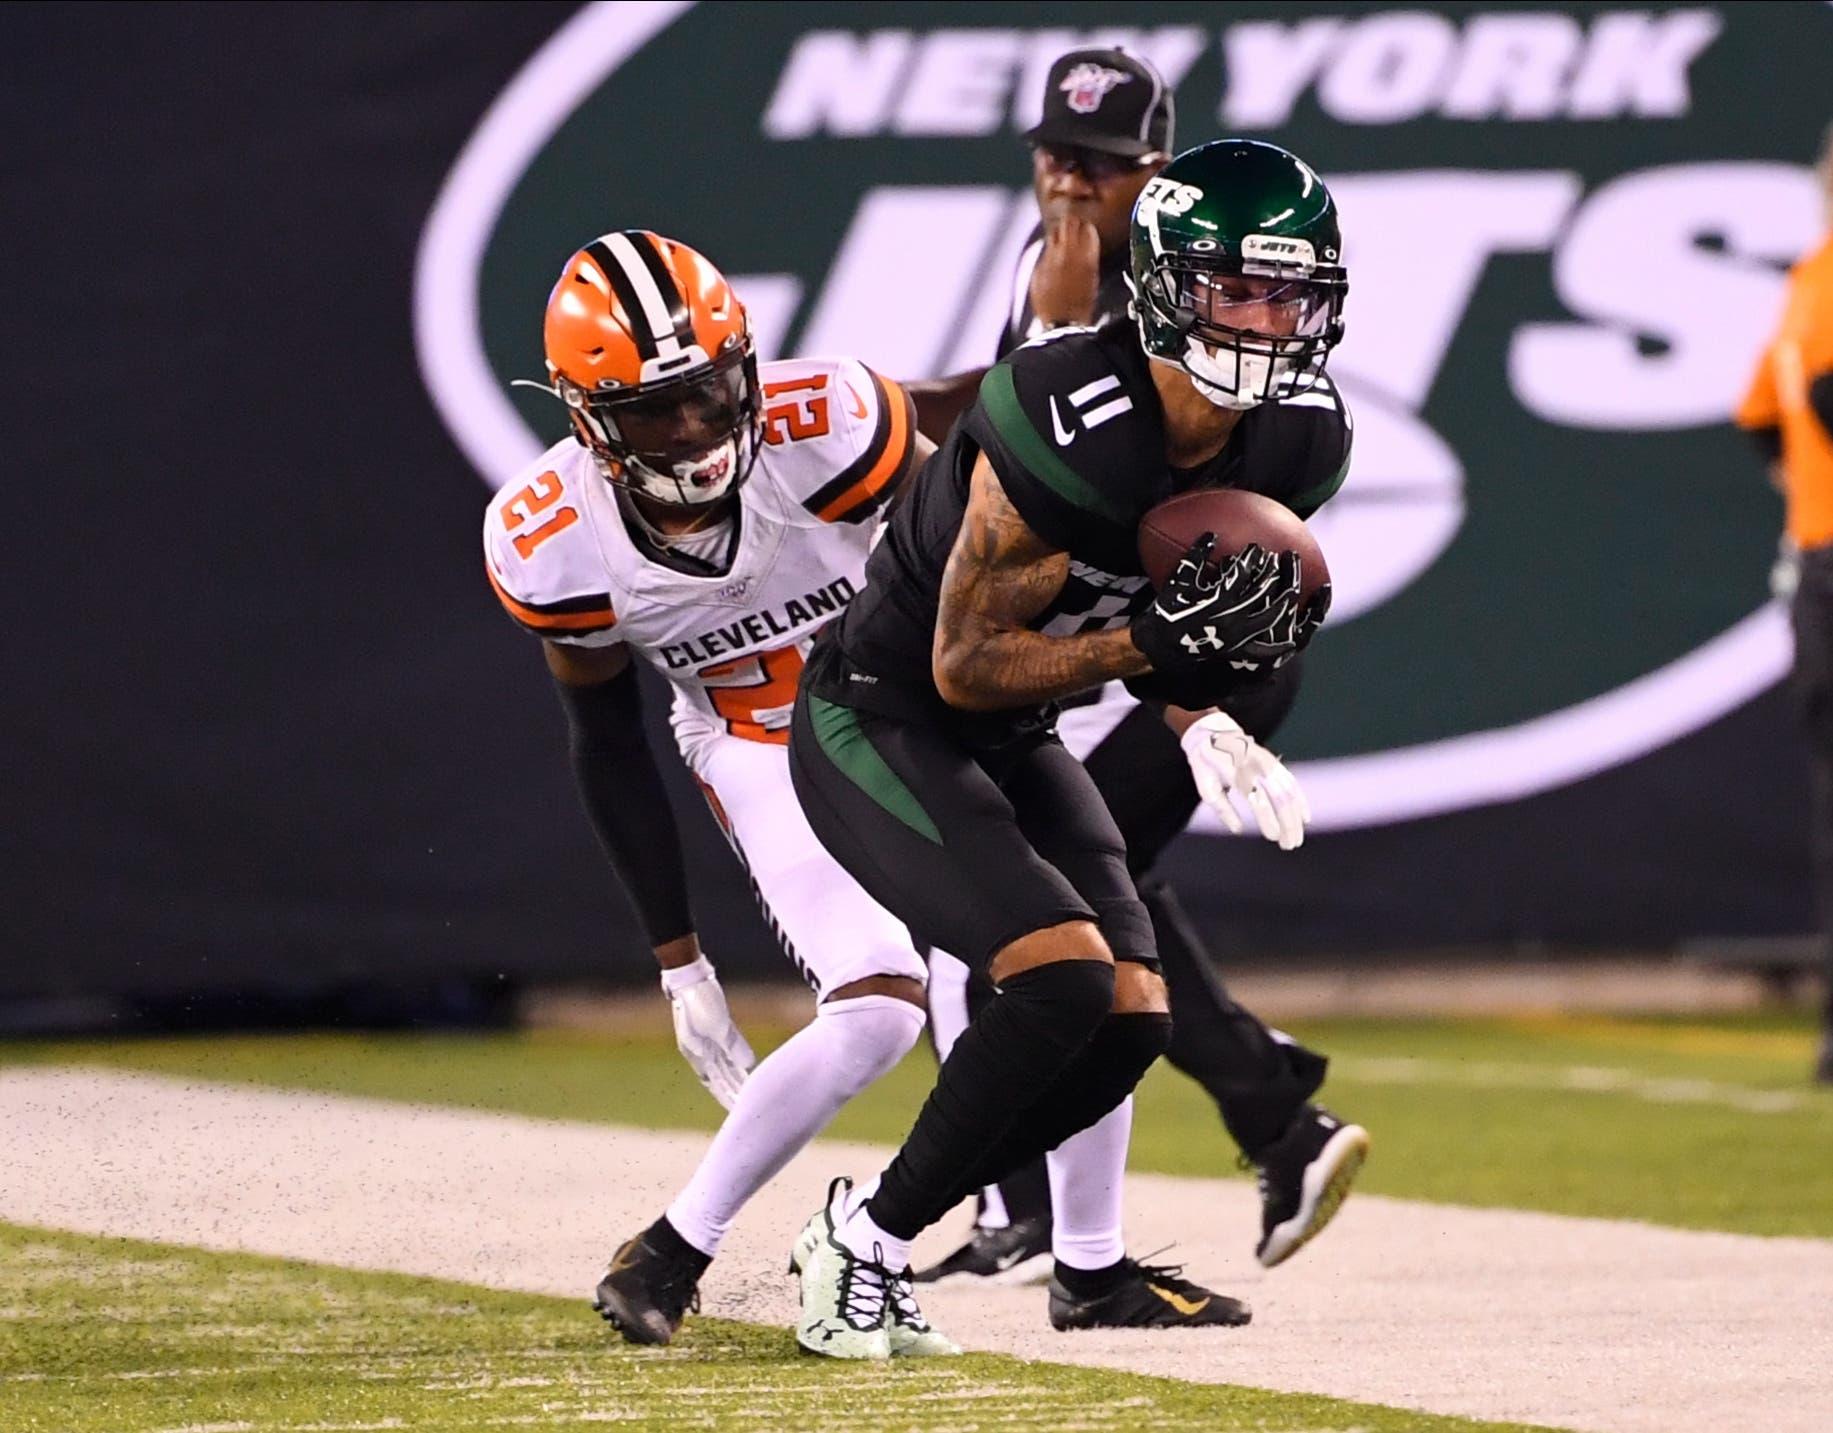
928 666 1328 1232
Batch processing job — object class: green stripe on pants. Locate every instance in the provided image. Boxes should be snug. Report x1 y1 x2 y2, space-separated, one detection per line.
806 696 943 846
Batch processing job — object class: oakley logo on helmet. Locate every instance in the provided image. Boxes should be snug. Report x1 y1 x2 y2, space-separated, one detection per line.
1059 62 1131 114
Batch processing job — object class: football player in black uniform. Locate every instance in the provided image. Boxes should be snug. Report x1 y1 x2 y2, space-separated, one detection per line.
785 138 1362 1353
908 51 1369 1292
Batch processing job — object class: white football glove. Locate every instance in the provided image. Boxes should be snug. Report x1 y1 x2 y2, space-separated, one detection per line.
1180 711 1311 851
660 956 756 1110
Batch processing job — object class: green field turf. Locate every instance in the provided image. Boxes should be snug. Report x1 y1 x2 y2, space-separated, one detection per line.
0 1222 1559 1433
4 1008 1829 1237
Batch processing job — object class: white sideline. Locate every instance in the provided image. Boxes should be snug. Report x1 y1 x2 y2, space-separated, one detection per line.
2 1067 1829 1433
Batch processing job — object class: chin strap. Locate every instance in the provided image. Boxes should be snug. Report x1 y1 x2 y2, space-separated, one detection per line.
1182 339 1277 412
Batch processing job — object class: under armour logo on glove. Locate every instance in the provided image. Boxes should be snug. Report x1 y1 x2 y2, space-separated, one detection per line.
1230 578 1331 670
1130 536 1305 676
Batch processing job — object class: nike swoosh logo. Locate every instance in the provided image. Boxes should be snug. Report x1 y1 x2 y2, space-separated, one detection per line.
1049 395 1075 445
992 1250 1025 1272
607 1238 642 1274
843 382 869 420
1149 1284 1211 1317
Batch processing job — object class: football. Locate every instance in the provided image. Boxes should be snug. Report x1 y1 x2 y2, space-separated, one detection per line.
1137 487 1329 598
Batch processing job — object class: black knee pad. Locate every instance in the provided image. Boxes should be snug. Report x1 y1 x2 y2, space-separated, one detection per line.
998 958 1116 1054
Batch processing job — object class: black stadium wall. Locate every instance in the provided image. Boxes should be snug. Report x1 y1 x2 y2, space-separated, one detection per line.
4 2 1827 1010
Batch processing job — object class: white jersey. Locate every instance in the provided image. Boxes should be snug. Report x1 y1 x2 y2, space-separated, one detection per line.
484 355 914 768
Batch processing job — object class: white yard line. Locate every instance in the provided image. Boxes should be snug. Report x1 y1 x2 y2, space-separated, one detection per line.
2 1067 1829 1433
1334 1055 1815 1113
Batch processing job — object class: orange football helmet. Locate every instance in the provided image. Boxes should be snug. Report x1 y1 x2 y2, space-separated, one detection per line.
540 230 760 507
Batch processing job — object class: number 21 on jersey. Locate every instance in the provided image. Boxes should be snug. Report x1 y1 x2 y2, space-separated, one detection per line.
500 471 577 558
761 374 832 446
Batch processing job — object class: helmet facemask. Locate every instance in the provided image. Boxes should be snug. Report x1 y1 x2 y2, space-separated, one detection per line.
1137 255 1344 410
558 339 763 508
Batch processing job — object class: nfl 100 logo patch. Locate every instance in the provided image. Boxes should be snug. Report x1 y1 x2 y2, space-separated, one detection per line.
1059 62 1131 114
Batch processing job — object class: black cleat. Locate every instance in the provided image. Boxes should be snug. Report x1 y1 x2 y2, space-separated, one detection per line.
1048 1257 1251 1330
1252 1104 1370 1268
912 1216 1053 1286
591 1228 704 1346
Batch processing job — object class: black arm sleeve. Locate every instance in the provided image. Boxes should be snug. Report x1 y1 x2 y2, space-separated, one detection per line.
1811 372 1833 439
554 669 694 947
1746 423 1783 465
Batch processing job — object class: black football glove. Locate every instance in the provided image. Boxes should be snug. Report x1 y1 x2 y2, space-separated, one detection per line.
1229 568 1331 671
1129 536 1303 675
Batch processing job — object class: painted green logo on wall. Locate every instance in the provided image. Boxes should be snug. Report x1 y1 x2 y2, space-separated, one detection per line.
417 1 1830 829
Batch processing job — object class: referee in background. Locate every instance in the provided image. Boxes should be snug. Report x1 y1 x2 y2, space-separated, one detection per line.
904 48 1369 1284
1739 123 1833 1086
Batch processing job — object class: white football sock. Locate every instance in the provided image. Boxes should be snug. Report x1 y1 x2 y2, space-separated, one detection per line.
1046 1096 1133 1271
666 993 922 1258
842 1173 881 1217
836 1200 914 1274
836 1154 907 1272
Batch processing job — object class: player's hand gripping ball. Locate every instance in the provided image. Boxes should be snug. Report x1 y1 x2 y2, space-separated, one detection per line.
1129 489 1331 707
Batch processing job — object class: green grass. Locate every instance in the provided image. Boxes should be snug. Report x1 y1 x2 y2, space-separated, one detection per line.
0 1223 1559 1432
4 1009 1830 1237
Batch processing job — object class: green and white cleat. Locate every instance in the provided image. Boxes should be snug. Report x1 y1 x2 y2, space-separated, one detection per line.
885 1266 960 1357
789 1196 957 1357
787 1207 823 1279
794 1177 892 1360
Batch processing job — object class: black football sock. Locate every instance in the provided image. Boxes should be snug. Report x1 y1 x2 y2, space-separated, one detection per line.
649 1214 713 1275
937 1010 1172 1209
1053 1255 1130 1297
865 959 1115 1240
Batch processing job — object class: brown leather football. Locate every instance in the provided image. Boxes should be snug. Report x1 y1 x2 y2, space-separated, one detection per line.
1137 487 1329 599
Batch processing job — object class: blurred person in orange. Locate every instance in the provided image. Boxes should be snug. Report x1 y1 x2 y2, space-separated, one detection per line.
1737 123 1833 1085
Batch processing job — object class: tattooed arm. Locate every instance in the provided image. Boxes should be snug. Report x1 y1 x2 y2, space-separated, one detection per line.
932 453 1150 711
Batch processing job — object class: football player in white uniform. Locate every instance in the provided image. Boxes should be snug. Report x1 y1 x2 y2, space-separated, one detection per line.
483 231 953 1355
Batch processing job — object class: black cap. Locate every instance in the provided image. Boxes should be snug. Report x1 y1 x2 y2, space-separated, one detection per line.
1025 49 1175 158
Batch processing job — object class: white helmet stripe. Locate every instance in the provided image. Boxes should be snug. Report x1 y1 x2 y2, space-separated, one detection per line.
603 230 683 357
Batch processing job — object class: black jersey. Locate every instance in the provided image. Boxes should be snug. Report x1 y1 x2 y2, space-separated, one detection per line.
995 225 1133 361
818 323 1351 736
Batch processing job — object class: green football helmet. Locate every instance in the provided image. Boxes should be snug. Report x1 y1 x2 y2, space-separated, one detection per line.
1129 139 1348 410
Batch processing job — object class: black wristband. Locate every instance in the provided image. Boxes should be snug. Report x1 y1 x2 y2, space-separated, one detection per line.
554 671 694 947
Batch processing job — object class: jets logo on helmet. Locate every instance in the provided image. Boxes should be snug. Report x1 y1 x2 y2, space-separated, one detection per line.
533 230 762 507
1130 140 1348 412
1059 62 1131 114
1139 177 1203 221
